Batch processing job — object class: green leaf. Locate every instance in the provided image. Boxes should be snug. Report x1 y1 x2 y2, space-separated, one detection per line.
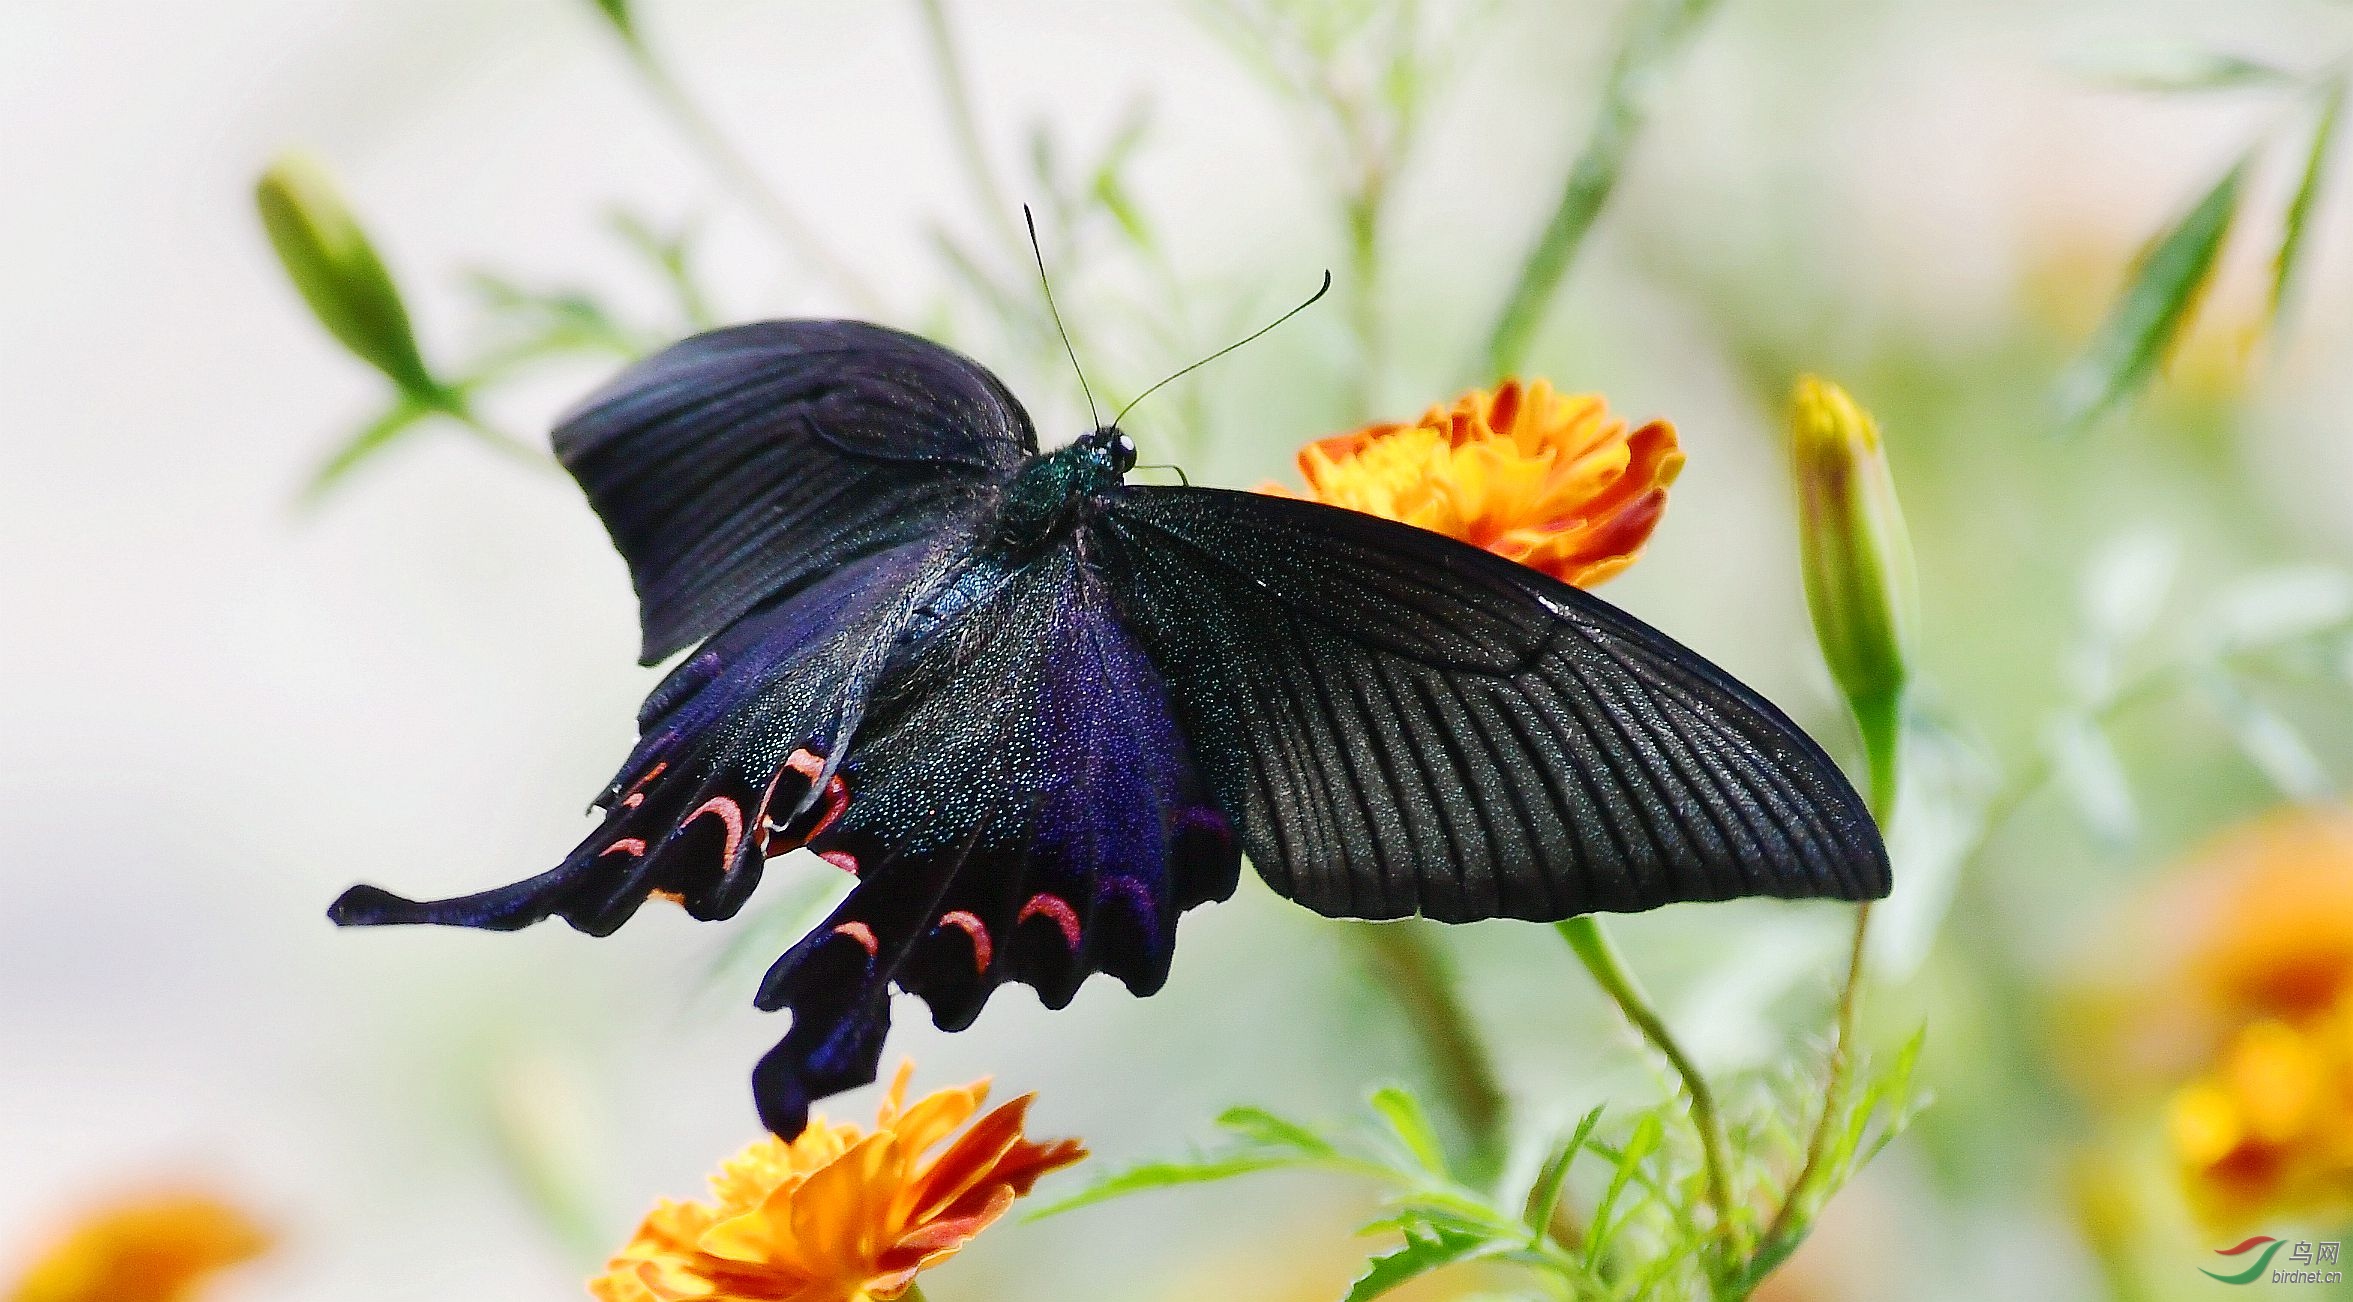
1583 1113 1662 1267
257 154 442 400
1025 1154 1301 1220
464 272 642 361
1346 1226 1492 1302
2203 567 2353 652
1483 0 1727 376
2055 155 2249 430
1215 1105 1339 1158
1846 1029 1928 1170
2047 718 2138 846
2072 42 2301 93
1378 1190 1522 1240
1088 104 1157 250
1523 1106 1603 1235
303 401 433 502
2271 79 2344 326
611 209 718 330
1369 1085 1448 1175
2199 670 2331 799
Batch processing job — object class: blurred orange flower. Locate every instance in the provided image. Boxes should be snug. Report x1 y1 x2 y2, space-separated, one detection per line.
1264 379 1682 587
591 1062 1084 1302
7 1191 269 1302
2142 810 2353 1225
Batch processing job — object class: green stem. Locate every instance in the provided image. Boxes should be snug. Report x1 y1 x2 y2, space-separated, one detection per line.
1354 921 1509 1175
1345 184 1386 422
609 32 884 312
1483 0 1727 379
1760 692 1901 1254
915 0 1026 262
1556 915 1741 1262
444 399 559 472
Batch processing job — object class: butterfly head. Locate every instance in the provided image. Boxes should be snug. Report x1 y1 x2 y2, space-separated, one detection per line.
1085 426 1138 475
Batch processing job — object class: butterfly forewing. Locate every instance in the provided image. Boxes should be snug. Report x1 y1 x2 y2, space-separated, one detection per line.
1093 486 1890 922
556 320 1036 663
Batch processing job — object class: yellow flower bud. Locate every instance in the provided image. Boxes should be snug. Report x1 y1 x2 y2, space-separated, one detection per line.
1789 376 1919 737
255 154 441 401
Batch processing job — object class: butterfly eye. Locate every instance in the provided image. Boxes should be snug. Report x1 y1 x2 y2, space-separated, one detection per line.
1112 431 1137 473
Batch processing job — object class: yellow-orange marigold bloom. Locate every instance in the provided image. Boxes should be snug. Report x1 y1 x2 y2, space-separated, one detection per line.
1264 379 1682 588
591 1063 1084 1302
2175 811 2353 1026
2139 809 2353 1225
7 1192 269 1302
2168 1004 2353 1225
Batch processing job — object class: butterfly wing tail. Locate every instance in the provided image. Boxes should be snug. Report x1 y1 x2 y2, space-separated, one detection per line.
327 867 590 931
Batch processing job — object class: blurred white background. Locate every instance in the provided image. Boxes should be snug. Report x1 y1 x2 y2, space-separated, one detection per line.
5 1 2349 1298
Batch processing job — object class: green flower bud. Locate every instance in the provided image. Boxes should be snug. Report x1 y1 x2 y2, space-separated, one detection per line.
255 155 441 402
1790 376 1918 787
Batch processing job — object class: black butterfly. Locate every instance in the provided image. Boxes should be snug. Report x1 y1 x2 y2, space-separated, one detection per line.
330 320 1890 1137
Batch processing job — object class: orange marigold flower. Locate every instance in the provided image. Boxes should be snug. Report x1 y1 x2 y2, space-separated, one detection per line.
1263 379 1682 588
2133 809 2353 1225
7 1191 269 1302
2168 1004 2353 1226
2175 811 2353 1026
591 1062 1084 1302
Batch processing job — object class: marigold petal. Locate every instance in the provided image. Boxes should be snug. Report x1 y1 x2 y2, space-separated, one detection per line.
1266 383 1677 591
597 1067 1081 1302
903 1096 1033 1225
880 1185 1019 1275
885 1081 990 1169
8 1193 270 1302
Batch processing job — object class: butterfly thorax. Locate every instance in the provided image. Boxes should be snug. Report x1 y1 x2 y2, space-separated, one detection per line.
989 426 1137 553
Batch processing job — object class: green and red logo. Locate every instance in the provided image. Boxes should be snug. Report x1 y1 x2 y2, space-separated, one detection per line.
2203 1236 2286 1285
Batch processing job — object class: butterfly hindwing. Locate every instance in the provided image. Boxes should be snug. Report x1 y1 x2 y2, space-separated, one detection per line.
329 538 957 937
745 537 1239 1137
556 321 1037 663
1093 486 1890 922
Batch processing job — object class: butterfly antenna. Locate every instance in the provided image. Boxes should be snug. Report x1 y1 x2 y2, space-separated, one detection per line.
1024 205 1101 430
1114 271 1332 428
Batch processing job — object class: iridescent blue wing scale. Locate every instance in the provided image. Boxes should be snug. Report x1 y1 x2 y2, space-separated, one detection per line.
746 539 1238 1136
1093 487 1890 923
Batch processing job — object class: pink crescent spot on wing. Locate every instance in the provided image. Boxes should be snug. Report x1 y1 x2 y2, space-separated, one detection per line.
683 796 744 868
620 793 644 809
785 748 826 781
599 838 647 858
811 775 851 838
1017 893 1082 949
832 921 879 956
938 910 992 972
817 849 860 876
750 766 792 852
